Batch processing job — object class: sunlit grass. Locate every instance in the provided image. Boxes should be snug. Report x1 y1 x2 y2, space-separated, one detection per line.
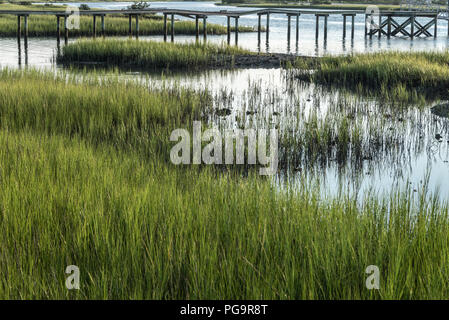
57 39 253 69
0 69 449 299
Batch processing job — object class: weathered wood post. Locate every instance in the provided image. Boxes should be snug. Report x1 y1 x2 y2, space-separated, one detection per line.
24 15 28 40
203 16 207 41
17 15 21 41
136 15 139 38
324 15 328 41
435 15 439 38
196 15 199 41
364 14 368 37
378 14 381 38
351 14 355 39
163 14 167 42
387 14 391 38
128 15 132 37
228 16 231 45
56 16 60 42
287 14 291 44
315 14 319 40
266 12 270 43
101 15 105 37
235 16 239 45
257 14 261 43
410 14 414 39
64 15 69 45
369 13 373 38
296 13 300 43
343 14 347 39
171 14 174 42
93 15 97 38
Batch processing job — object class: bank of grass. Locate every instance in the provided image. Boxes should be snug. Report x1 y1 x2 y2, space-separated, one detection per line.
1 68 449 299
57 39 254 69
295 51 449 99
0 4 257 37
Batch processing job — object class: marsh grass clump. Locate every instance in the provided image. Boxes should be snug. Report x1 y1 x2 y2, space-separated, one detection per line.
295 51 449 100
57 39 254 69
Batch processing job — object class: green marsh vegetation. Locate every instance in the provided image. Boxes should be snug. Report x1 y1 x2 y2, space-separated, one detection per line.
1 68 449 299
57 39 254 69
294 51 449 101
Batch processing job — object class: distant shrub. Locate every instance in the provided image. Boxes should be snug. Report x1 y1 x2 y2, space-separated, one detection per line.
79 4 91 10
128 2 151 10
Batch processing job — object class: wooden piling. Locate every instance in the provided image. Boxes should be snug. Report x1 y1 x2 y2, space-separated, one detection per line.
163 14 167 42
266 12 270 43
378 14 381 38
93 15 96 38
128 15 132 37
136 15 139 38
228 16 231 45
235 17 239 45
287 15 291 43
324 15 328 41
351 14 354 39
171 14 174 42
387 15 391 38
17 15 21 40
56 16 60 42
195 15 199 41
64 15 68 44
410 15 414 39
343 15 346 39
203 16 207 41
257 14 261 43
364 14 367 37
435 16 438 38
24 15 28 40
315 14 319 40
296 13 299 43
101 15 105 37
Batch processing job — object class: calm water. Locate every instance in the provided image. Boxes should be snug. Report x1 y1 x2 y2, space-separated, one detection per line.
1 2 449 200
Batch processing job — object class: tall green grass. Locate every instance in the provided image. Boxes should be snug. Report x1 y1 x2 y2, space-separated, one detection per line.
1 69 449 299
296 51 449 98
57 39 253 69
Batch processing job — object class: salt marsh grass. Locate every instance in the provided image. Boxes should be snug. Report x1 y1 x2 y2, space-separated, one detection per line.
1 69 449 299
295 51 449 99
57 39 253 69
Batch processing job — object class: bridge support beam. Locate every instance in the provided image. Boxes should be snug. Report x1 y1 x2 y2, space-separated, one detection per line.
266 12 270 43
24 15 28 40
64 15 69 45
171 14 174 42
296 13 300 44
56 16 60 42
17 15 21 41
136 15 139 38
196 16 200 42
235 16 239 45
228 16 231 45
101 15 105 37
203 16 207 42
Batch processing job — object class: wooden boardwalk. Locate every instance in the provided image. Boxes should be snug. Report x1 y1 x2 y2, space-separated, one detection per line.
0 8 443 45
